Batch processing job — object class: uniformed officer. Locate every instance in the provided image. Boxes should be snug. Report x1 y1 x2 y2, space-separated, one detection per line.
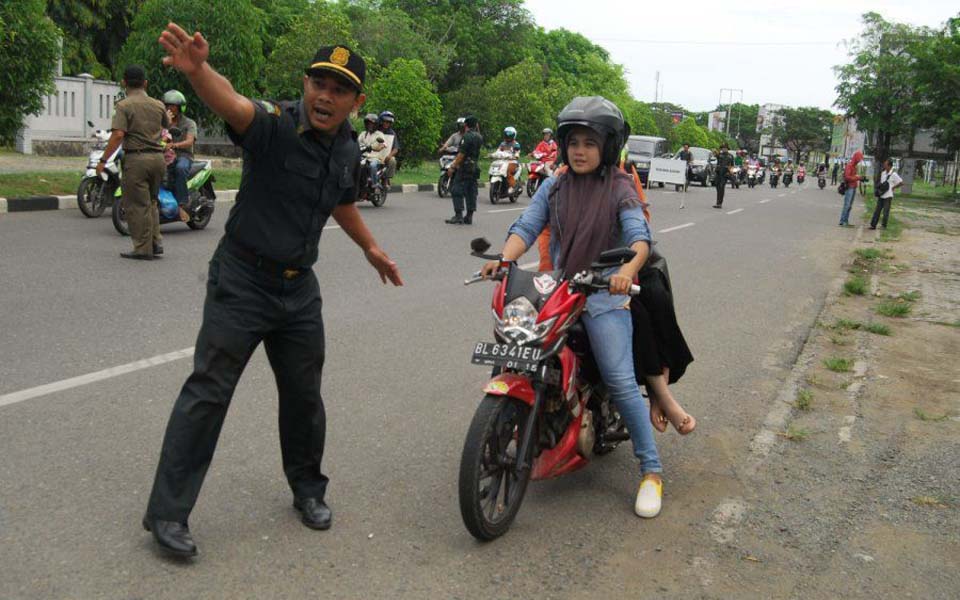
445 115 483 225
713 143 734 209
143 23 403 558
97 65 169 259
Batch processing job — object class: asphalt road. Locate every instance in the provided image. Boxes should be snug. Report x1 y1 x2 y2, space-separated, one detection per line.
0 180 859 598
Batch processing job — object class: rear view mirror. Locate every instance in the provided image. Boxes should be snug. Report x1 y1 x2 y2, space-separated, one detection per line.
591 247 636 269
471 238 492 255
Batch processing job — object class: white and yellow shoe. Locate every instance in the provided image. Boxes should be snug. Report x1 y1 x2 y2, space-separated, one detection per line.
634 476 662 518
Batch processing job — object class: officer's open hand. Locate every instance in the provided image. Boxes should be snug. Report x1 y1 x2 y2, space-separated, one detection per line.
364 247 403 286
158 22 209 76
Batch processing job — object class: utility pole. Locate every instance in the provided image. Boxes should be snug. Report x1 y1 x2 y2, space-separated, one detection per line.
654 71 660 104
719 88 743 137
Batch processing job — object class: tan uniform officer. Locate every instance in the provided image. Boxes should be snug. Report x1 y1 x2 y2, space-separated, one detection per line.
97 65 169 260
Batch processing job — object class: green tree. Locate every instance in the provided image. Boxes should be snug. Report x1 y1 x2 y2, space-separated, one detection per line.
714 103 760 152
671 117 710 151
251 0 309 60
366 58 442 161
263 1 353 100
911 16 960 163
0 0 61 144
834 12 930 176
118 0 264 131
777 106 834 163
46 0 142 79
481 58 554 151
622 100 659 137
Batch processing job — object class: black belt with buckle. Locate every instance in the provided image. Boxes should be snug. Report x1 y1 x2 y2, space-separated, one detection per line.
224 239 306 280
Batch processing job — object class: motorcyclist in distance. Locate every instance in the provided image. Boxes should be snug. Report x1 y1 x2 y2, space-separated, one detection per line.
358 113 389 189
163 89 197 221
377 110 399 187
529 127 558 175
497 126 522 191
438 117 466 155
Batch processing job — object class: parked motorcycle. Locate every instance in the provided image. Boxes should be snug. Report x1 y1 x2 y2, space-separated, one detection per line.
77 121 120 218
438 152 457 198
525 151 552 198
358 151 389 207
488 150 523 204
111 157 216 236
459 238 640 541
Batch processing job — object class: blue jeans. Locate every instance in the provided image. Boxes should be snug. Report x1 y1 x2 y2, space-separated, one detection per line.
171 156 192 206
839 186 857 225
366 159 381 187
582 308 663 475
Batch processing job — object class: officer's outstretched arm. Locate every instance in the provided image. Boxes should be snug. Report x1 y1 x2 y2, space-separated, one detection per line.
158 22 254 135
332 204 403 286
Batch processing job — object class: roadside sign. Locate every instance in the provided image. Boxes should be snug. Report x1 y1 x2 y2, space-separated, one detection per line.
648 157 687 186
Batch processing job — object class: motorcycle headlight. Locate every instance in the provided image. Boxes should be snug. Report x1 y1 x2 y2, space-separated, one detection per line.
494 297 557 345
638 161 650 170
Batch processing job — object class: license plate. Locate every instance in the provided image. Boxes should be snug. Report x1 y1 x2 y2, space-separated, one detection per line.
472 341 543 371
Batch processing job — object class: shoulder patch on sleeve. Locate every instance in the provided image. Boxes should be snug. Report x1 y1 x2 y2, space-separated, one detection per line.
256 100 281 117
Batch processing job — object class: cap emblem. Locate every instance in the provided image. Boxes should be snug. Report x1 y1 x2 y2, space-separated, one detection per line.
331 47 350 67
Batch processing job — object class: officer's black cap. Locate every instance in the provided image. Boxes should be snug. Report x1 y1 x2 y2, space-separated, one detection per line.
123 64 146 86
305 45 365 92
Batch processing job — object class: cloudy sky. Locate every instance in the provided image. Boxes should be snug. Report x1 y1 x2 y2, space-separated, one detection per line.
524 0 957 113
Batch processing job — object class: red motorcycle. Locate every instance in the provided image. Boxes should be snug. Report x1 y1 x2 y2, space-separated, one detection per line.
458 238 640 541
525 151 553 198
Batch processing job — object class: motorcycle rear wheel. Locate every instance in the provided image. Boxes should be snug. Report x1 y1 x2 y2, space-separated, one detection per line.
370 184 387 207
438 173 450 198
77 177 109 218
111 197 130 236
187 189 215 230
458 395 534 541
526 178 539 198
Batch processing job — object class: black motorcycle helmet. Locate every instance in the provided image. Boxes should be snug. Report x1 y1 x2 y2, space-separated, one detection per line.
556 96 630 168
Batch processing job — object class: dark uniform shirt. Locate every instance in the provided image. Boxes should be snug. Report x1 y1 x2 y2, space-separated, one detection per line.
458 129 483 174
678 150 692 162
111 88 168 151
716 151 734 173
226 99 359 266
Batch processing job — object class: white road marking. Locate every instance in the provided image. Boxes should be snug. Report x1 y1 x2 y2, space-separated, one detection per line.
726 209 744 215
487 207 525 214
323 225 341 230
0 347 195 408
777 193 786 197
519 261 538 270
759 199 771 204
658 222 695 234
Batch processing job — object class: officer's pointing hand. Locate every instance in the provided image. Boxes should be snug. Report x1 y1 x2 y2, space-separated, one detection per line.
158 22 209 75
364 247 404 286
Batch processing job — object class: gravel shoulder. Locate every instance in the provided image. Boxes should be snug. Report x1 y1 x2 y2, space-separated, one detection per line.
589 201 960 599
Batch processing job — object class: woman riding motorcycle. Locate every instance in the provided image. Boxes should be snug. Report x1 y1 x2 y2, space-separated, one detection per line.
497 126 522 191
529 127 558 176
480 97 695 518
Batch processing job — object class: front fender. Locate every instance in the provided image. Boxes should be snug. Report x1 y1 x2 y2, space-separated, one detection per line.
482 374 536 406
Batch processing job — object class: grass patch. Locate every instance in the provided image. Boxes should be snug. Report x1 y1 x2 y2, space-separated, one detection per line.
843 275 868 296
913 407 949 422
864 322 892 336
778 425 809 442
831 318 862 331
392 157 493 186
823 357 854 372
854 248 890 261
876 299 912 318
829 334 851 346
910 495 952 508
0 168 243 197
795 389 813 411
804 374 826 388
898 290 921 302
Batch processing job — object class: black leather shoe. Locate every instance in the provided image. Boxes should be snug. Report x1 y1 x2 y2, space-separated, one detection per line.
462 213 473 225
153 244 164 255
293 497 332 530
120 252 154 261
445 215 464 224
142 516 198 557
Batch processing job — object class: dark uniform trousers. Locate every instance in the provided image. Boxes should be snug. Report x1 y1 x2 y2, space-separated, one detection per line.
451 168 478 216
122 153 165 254
715 173 727 206
146 242 328 523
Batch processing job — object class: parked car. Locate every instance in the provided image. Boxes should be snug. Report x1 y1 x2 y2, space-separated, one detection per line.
624 135 668 185
672 146 715 187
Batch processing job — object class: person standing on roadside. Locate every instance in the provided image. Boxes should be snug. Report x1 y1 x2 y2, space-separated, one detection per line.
445 115 482 225
97 65 168 260
713 143 734 208
141 23 403 558
831 160 840 185
869 158 903 230
677 143 692 191
838 150 865 227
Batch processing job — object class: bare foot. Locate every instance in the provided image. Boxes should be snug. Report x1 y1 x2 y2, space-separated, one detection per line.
662 403 696 435
179 207 190 222
648 393 668 433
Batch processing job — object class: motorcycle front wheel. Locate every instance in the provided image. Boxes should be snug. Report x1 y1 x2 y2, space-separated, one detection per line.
458 395 534 541
438 173 450 198
77 177 109 218
526 178 539 198
370 184 388 207
111 197 130 236
489 181 500 204
186 188 215 230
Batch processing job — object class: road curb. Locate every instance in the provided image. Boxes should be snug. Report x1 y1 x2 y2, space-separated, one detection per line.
0 181 490 214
